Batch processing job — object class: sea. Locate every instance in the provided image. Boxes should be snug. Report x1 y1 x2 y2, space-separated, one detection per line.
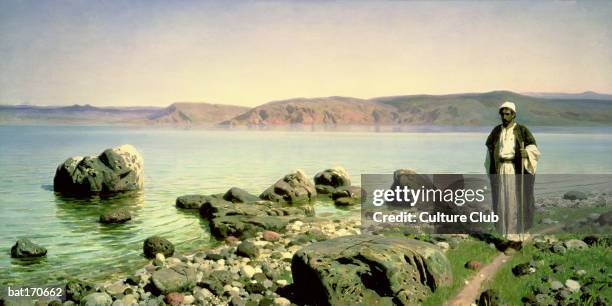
1 125 611 286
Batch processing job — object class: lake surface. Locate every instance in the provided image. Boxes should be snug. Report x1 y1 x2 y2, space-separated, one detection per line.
1 125 611 286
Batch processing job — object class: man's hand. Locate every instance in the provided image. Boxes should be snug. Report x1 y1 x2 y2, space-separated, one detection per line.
520 149 528 157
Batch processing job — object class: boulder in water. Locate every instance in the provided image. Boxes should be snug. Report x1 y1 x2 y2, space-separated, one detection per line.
314 167 351 189
10 239 47 258
260 170 317 204
53 144 144 194
223 187 259 203
143 236 175 258
99 208 131 224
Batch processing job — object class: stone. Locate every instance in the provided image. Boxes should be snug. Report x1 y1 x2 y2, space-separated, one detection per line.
143 236 174 258
10 239 47 258
477 289 500 306
564 279 580 292
80 292 112 306
564 239 588 250
65 280 93 303
262 230 280 242
153 253 165 266
182 295 195 305
563 191 587 201
331 186 363 201
236 242 259 259
150 266 197 294
175 194 223 209
104 281 127 297
199 270 234 296
315 185 336 195
436 242 450 251
259 170 317 204
245 282 266 294
465 260 481 270
512 263 535 276
334 197 357 206
583 235 601 246
99 208 131 224
550 280 564 291
53 144 143 194
241 265 256 279
551 243 566 254
200 200 314 239
273 297 291 306
291 235 452 305
597 211 612 226
164 293 183 306
223 187 260 203
314 167 351 189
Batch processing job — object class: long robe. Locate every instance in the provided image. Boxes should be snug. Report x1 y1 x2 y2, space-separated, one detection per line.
485 123 540 236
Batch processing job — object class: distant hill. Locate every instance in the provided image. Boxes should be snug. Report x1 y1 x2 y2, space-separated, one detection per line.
522 91 612 100
2 91 611 127
219 97 398 126
147 102 249 125
0 104 162 124
221 91 612 127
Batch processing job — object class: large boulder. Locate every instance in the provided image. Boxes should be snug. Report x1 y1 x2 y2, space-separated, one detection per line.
223 187 260 203
10 239 47 258
260 170 317 204
314 167 351 192
151 266 197 294
53 144 144 194
563 191 587 201
143 236 175 258
291 235 452 305
199 198 314 239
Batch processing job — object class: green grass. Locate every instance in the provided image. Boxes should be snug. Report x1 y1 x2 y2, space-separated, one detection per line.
532 206 609 234
422 239 499 306
485 238 611 305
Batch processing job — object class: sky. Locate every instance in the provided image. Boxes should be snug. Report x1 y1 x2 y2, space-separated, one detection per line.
1 1 611 107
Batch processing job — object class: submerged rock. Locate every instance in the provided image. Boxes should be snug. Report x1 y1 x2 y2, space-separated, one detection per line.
53 144 144 194
10 239 47 258
291 235 452 305
260 170 317 204
143 236 174 258
99 208 132 224
175 194 224 209
199 198 314 239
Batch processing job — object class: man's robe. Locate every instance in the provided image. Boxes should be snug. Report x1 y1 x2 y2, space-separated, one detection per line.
485 123 540 235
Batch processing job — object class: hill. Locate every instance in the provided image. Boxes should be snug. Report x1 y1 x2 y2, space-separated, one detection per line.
147 102 249 125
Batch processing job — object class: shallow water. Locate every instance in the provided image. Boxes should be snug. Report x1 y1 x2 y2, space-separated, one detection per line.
0 125 611 286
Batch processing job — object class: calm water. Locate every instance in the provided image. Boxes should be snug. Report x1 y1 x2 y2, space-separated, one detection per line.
1 125 611 286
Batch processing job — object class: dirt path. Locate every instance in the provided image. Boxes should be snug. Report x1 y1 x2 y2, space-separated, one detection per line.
445 225 565 306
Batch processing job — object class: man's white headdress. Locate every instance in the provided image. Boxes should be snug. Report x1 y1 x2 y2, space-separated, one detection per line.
499 101 516 113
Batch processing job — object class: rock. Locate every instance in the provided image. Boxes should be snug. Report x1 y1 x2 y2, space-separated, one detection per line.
551 243 566 254
314 167 351 189
291 235 452 305
588 213 601 221
104 281 126 297
226 236 240 245
262 230 281 242
273 297 291 306
143 236 174 258
315 185 336 195
259 170 317 204
477 289 500 306
222 187 260 203
563 191 587 200
541 218 556 225
150 266 197 294
153 253 165 266
564 279 580 292
245 282 266 294
10 239 47 258
182 295 195 305
175 194 223 209
334 197 357 206
550 280 564 291
583 235 601 246
331 186 363 201
465 260 481 270
65 280 93 303
99 208 131 224
200 199 314 239
436 242 450 251
512 263 535 276
80 292 112 306
199 270 233 296
236 242 259 259
597 211 612 226
241 265 256 279
164 293 183 306
564 239 588 250
53 144 144 194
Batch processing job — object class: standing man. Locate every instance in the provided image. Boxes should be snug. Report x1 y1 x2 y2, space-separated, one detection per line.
485 101 540 241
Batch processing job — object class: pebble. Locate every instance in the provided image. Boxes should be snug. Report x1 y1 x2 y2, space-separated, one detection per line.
565 279 581 292
436 242 450 251
153 253 165 266
550 280 564 290
241 265 256 279
273 297 291 306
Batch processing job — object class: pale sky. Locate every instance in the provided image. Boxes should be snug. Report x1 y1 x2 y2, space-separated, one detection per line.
1 1 611 107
